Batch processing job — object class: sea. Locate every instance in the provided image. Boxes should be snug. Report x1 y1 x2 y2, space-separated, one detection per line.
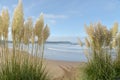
44 42 87 62
8 42 87 62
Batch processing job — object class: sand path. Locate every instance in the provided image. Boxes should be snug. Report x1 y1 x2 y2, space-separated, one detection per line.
44 59 84 79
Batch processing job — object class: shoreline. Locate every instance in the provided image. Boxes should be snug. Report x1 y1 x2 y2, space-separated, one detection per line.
0 47 85 79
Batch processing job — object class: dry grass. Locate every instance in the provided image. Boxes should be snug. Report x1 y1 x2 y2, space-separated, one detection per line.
0 0 50 80
78 22 120 80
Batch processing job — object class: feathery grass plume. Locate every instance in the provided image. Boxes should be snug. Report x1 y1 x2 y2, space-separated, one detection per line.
95 23 106 48
82 22 115 80
103 26 110 46
85 23 113 50
37 24 50 45
31 28 35 55
12 0 24 41
27 17 33 38
0 0 50 80
41 24 50 60
34 14 44 56
31 28 35 44
43 24 50 43
26 17 33 52
23 22 29 45
12 0 24 56
103 27 113 47
1 8 9 39
84 23 94 40
0 15 3 48
35 13 44 37
38 36 42 45
84 24 96 49
1 8 10 55
0 16 3 39
77 37 83 47
112 22 118 37
85 37 90 48
23 18 33 45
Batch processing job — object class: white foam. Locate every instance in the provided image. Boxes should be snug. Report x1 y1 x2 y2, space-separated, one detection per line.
47 48 82 53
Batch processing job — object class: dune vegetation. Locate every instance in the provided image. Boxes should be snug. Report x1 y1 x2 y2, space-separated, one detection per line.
78 22 120 80
0 0 50 80
0 0 80 80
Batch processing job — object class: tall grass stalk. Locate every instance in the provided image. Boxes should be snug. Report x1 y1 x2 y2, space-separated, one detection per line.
0 0 50 80
79 23 117 80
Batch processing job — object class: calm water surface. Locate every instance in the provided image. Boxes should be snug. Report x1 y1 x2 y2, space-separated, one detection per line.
8 43 87 62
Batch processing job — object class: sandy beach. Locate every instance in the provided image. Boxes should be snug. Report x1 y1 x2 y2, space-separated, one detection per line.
44 59 84 80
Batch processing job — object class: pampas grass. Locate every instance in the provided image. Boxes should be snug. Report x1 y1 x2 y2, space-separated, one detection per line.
85 37 90 48
12 0 24 58
79 22 120 80
0 16 3 46
0 0 50 80
79 22 116 80
112 22 118 37
0 51 50 80
1 8 9 39
77 38 83 47
35 13 44 38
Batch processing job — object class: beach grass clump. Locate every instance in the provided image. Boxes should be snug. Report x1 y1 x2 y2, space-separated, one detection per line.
0 0 50 80
80 23 117 80
83 51 115 80
112 31 120 79
0 52 49 80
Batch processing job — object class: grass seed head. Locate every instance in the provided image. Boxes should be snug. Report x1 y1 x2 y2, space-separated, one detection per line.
85 37 90 48
112 22 118 37
1 8 9 39
77 37 83 47
35 13 44 37
12 0 24 39
85 22 113 50
43 24 50 43
0 16 3 37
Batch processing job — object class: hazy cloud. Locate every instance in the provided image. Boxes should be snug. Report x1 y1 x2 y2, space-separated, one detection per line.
43 14 68 25
44 14 68 19
48 19 56 24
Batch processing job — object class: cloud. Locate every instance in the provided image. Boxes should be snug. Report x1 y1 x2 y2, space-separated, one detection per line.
48 19 56 24
44 14 68 19
43 14 68 25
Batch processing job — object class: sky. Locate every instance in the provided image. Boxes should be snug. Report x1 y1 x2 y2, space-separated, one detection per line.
0 0 120 42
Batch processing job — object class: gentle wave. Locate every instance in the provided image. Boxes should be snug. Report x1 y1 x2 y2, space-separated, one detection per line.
47 48 82 53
